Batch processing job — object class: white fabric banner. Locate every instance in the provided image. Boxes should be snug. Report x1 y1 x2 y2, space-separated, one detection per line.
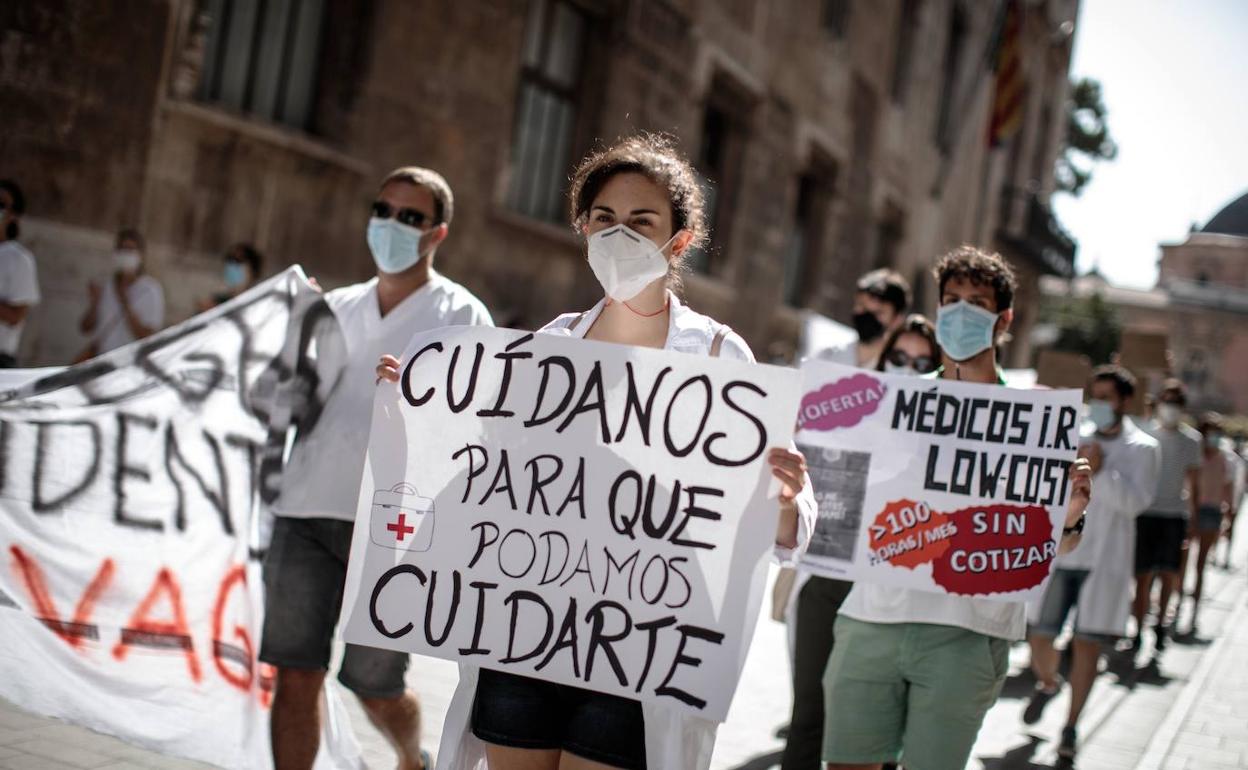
340 326 801 722
796 360 1082 603
0 268 362 769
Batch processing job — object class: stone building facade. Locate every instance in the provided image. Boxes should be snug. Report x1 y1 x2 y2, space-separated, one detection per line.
1157 194 1248 414
1 0 1078 367
1038 191 1248 415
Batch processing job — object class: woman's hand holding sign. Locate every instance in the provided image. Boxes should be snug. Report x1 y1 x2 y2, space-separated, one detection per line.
768 447 808 549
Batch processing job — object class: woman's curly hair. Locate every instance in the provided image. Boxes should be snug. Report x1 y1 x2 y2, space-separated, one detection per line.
568 133 709 282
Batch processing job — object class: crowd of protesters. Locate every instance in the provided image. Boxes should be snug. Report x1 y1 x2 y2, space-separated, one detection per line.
0 176 263 366
3 129 1246 770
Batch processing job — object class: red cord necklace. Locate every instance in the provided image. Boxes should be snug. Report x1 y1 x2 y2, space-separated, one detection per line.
606 296 669 318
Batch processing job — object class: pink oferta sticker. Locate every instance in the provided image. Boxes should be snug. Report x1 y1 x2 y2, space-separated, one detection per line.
799 373 887 431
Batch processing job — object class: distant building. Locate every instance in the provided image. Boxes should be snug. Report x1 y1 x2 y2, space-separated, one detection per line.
2 0 1078 367
1040 190 1248 414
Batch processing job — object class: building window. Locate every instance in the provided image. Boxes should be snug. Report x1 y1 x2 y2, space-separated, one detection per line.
874 207 905 269
782 168 835 307
934 5 968 152
822 0 850 38
689 80 750 275
198 0 327 130
890 0 920 104
507 0 590 222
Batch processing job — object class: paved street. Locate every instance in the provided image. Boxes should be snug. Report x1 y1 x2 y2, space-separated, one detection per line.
3 525 1245 770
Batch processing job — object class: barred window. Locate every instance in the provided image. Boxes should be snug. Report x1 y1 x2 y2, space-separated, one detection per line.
689 84 750 275
198 0 327 130
507 0 590 222
783 165 836 306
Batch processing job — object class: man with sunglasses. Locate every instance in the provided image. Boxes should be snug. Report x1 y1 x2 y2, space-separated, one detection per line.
261 166 492 770
0 179 40 368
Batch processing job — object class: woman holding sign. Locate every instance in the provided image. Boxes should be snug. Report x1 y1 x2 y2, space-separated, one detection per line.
379 134 815 770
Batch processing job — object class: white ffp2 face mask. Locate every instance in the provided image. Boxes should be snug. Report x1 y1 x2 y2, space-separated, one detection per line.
586 224 676 302
113 249 142 274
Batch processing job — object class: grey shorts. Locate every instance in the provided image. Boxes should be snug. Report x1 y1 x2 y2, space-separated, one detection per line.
1030 568 1116 644
259 516 409 699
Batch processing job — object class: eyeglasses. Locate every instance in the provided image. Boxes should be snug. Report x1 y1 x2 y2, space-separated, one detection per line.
370 200 433 228
886 348 938 373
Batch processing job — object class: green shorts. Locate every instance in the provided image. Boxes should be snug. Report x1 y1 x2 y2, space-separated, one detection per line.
822 616 1009 770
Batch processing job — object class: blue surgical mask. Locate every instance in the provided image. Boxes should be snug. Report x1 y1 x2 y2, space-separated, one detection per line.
367 217 424 274
224 261 248 288
936 301 998 362
1087 399 1118 432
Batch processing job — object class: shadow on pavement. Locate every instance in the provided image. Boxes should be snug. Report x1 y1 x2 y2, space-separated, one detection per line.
724 749 783 770
1102 651 1174 689
977 735 1050 769
1171 629 1214 647
998 667 1039 701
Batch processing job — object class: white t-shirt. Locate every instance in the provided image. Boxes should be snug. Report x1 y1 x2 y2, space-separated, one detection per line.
95 275 165 353
273 273 494 521
0 241 40 356
1055 418 1159 572
812 340 859 367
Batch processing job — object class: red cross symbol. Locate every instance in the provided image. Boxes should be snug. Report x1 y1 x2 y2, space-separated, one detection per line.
386 512 415 542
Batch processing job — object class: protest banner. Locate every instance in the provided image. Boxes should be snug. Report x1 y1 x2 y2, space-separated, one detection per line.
795 360 1082 602
340 326 802 721
0 268 361 769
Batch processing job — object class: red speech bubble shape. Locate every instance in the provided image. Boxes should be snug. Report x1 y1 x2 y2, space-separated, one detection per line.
930 504 1056 596
798 374 887 431
866 499 955 570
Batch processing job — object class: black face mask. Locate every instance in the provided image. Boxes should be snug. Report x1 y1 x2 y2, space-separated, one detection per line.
852 311 886 343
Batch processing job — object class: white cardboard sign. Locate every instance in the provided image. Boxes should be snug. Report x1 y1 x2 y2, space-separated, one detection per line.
795 360 1082 603
341 326 801 721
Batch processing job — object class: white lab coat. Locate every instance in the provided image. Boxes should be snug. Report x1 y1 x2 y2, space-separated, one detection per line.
434 293 817 770
1028 417 1160 636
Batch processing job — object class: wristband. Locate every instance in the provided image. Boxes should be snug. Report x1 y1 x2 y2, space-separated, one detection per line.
1062 512 1086 537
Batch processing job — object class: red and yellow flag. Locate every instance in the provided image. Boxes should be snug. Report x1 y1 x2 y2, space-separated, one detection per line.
988 0 1026 147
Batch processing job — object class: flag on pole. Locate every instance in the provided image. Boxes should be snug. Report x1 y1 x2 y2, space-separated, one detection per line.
987 0 1026 147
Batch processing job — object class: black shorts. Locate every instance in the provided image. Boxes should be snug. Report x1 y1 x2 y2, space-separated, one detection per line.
471 668 646 769
1134 514 1187 574
258 517 409 698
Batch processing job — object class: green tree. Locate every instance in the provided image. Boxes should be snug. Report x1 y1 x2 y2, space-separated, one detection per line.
1054 77 1117 196
1043 290 1122 364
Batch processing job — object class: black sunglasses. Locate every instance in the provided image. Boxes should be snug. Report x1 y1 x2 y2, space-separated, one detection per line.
886 348 938 374
371 200 433 228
